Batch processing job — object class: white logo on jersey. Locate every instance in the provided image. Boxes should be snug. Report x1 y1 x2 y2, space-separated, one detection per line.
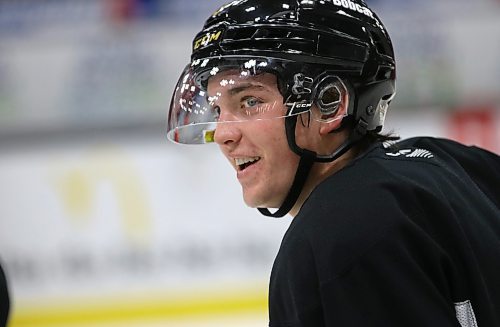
406 149 434 159
386 148 434 159
455 300 478 327
386 149 411 157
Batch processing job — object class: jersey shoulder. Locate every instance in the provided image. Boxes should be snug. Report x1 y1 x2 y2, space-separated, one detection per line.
292 137 499 279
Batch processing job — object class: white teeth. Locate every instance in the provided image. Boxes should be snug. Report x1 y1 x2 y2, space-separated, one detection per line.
235 157 260 167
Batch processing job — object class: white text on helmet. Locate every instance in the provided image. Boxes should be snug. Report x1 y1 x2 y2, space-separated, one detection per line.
330 0 374 18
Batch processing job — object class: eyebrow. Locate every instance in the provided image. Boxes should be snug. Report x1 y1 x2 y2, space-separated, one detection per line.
228 83 266 96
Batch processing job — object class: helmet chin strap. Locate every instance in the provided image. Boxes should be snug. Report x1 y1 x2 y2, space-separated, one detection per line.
257 147 316 218
258 115 367 218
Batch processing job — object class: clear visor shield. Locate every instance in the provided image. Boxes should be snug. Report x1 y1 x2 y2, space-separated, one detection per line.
167 57 348 144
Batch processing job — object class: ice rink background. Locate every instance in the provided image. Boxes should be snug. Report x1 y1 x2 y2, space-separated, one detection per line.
0 0 499 326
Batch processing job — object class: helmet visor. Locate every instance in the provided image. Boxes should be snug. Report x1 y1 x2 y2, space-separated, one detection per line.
167 56 350 144
167 56 297 144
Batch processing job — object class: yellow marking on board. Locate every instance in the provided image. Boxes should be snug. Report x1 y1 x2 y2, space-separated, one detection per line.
9 285 268 327
56 170 92 221
53 145 152 245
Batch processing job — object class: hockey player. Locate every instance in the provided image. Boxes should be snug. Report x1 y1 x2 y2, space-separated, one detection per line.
166 0 500 325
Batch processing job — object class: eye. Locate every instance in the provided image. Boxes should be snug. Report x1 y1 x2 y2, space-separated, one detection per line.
241 96 262 108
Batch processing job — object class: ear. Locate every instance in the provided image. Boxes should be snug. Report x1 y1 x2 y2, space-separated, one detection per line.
316 81 349 135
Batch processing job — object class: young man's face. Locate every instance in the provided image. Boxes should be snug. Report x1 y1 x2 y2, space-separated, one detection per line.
207 71 301 209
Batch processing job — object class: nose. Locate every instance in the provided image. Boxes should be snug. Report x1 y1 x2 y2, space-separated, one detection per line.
213 111 242 146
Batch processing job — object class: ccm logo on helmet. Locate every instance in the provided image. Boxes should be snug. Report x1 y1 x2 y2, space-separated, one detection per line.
330 0 374 18
193 30 222 50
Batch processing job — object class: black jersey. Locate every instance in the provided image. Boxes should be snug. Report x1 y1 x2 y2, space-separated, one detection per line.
269 137 500 327
0 263 9 327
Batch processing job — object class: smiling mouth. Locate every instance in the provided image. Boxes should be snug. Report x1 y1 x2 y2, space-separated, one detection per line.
235 157 261 171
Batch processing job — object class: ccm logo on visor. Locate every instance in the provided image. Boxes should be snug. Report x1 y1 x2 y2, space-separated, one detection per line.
193 30 222 50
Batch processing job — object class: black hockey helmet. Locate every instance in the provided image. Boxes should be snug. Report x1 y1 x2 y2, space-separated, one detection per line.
168 0 396 144
167 0 396 216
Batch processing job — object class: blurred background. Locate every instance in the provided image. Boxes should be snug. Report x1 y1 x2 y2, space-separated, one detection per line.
0 0 498 326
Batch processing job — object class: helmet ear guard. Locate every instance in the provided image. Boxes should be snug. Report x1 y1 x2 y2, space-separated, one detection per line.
312 75 351 124
282 72 352 127
316 83 341 116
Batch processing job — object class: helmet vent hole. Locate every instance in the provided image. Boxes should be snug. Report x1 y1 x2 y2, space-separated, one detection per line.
268 10 295 20
375 66 392 81
382 94 393 101
222 26 313 52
